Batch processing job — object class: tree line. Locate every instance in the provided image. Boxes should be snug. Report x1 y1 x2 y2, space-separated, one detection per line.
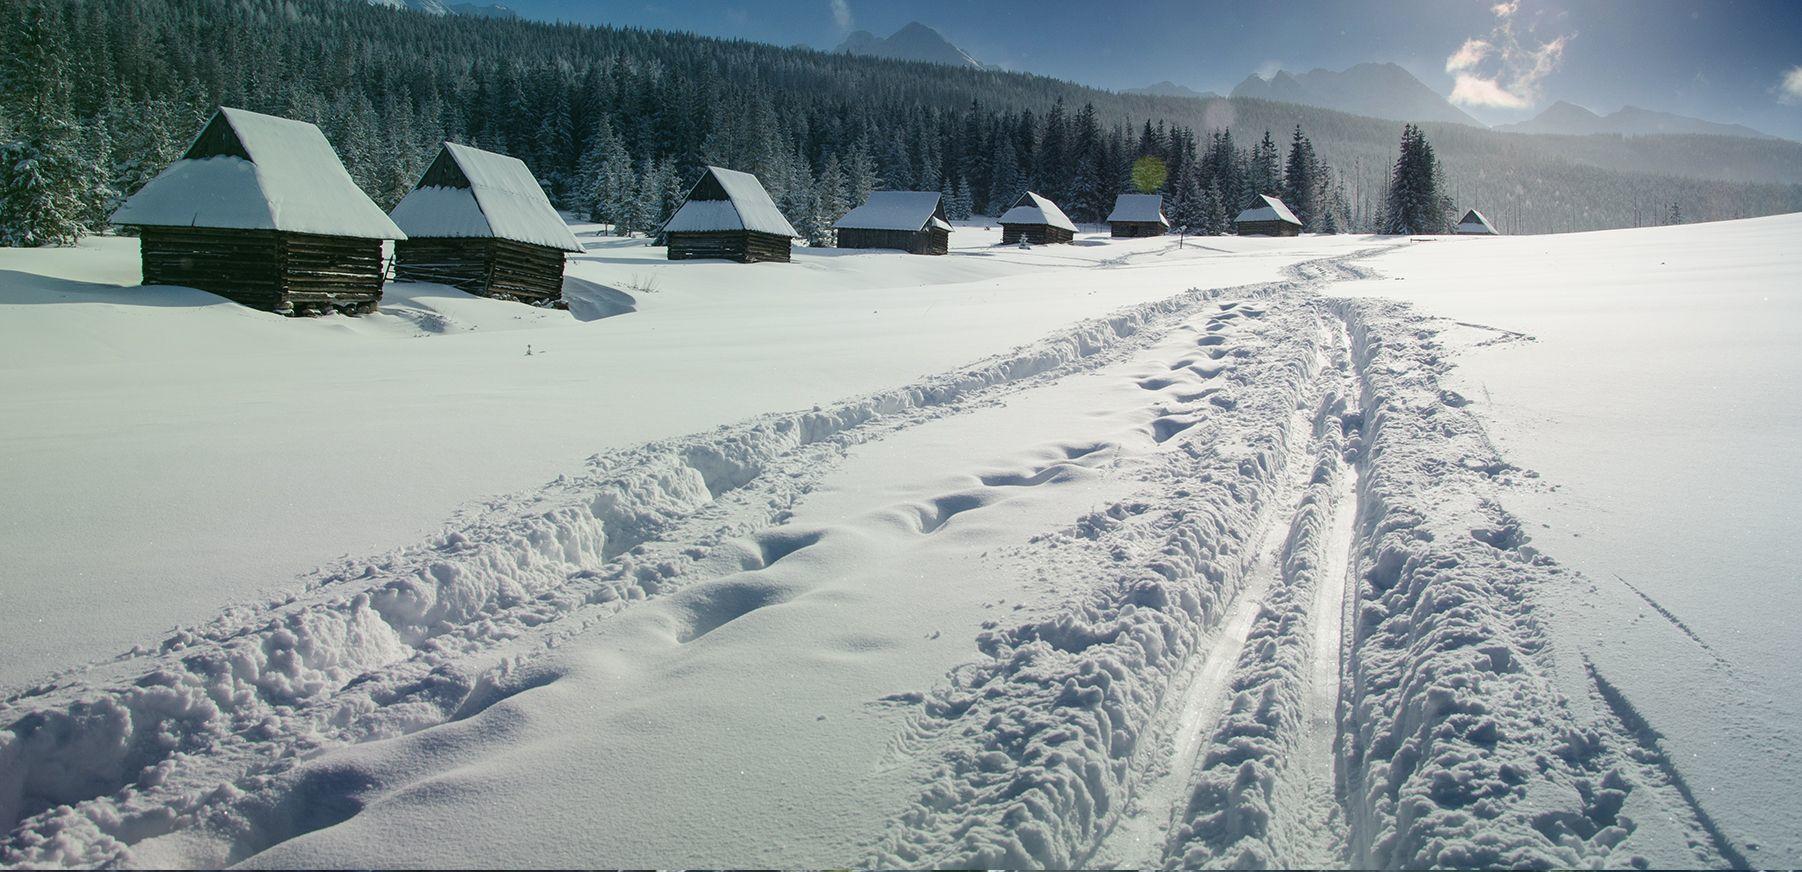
3 0 1794 246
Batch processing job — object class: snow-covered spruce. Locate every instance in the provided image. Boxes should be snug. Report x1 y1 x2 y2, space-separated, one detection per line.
866 303 1332 868
1159 331 1357 869
0 254 1372 867
1330 296 1641 868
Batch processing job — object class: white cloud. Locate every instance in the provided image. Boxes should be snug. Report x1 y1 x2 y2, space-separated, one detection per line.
1449 74 1530 109
1779 65 1802 106
828 0 852 33
1445 39 1492 73
1444 3 1572 109
1255 59 1284 80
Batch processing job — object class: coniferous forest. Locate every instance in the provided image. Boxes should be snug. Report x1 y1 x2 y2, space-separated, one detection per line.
3 0 1801 246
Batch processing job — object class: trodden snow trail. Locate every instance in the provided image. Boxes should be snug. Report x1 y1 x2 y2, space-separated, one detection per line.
0 249 1388 868
1085 306 1344 869
4 244 1740 870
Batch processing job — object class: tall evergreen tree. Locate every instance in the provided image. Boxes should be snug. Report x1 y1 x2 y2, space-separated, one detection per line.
0 0 104 246
1281 125 1320 231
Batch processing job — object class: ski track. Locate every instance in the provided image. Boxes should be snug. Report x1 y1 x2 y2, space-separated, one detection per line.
0 246 1738 869
0 249 1382 868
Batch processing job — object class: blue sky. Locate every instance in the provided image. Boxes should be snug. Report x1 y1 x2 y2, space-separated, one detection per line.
504 0 1802 139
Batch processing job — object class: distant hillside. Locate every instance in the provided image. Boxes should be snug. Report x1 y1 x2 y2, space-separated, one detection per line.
836 22 983 69
1123 82 1220 100
1231 63 1483 127
1497 101 1777 140
20 0 1802 238
366 0 515 18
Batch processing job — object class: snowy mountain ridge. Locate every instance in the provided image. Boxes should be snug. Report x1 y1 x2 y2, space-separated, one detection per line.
1495 100 1777 140
365 0 516 20
836 22 985 69
1123 81 1222 100
1231 63 1485 127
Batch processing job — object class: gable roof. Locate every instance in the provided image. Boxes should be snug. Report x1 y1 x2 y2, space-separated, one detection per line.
1234 194 1302 226
833 191 950 232
663 165 799 238
1455 209 1499 234
1107 193 1168 225
388 142 582 252
998 191 1077 232
111 107 404 240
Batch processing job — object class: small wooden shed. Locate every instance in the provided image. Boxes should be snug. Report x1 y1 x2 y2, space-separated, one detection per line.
388 142 583 304
1234 194 1303 237
998 191 1077 245
1107 194 1170 238
109 107 405 315
833 191 952 254
1454 209 1500 235
663 165 799 263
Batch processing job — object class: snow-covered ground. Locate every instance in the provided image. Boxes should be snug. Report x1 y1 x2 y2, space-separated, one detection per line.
1 216 1796 868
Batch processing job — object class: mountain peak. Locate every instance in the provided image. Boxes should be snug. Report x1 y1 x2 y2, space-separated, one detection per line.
1123 81 1221 100
1229 62 1483 127
836 21 983 69
1496 101 1773 139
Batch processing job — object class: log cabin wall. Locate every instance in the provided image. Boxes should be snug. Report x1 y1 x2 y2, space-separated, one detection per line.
1110 221 1167 238
395 239 567 303
668 230 792 263
280 233 385 312
138 227 383 314
1234 220 1301 237
1000 223 1075 245
835 227 948 255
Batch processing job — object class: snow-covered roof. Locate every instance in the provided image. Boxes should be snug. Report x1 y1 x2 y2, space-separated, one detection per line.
1455 209 1499 235
389 142 582 252
663 166 799 238
1234 194 1302 227
833 191 949 233
111 107 404 240
998 191 1077 232
1107 193 1168 225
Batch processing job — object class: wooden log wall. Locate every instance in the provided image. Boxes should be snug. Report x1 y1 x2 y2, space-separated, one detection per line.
1001 223 1075 245
1110 222 1168 238
137 227 384 315
835 227 948 255
1235 221 1301 237
668 231 791 263
395 238 566 304
280 233 384 312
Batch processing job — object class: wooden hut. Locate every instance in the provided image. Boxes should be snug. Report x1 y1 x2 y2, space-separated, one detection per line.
832 191 952 254
388 143 582 305
109 107 405 315
1234 195 1303 237
998 191 1077 245
1454 209 1500 235
663 166 799 263
1107 194 1170 238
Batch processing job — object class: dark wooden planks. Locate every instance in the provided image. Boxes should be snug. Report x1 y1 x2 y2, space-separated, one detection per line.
667 230 791 263
137 227 384 314
1000 223 1075 245
835 227 948 255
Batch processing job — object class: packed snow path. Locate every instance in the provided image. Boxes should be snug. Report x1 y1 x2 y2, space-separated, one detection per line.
0 242 1764 868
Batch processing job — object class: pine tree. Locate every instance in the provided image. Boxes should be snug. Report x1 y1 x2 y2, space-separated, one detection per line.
844 140 878 207
986 134 1023 216
949 176 974 221
1666 200 1683 225
0 0 103 246
1246 129 1282 207
1281 125 1320 231
1381 125 1450 234
1202 179 1228 235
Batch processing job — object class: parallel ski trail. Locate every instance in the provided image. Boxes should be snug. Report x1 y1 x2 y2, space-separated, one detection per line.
0 251 1391 869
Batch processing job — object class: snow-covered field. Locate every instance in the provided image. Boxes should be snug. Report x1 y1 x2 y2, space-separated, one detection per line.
0 217 1796 867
